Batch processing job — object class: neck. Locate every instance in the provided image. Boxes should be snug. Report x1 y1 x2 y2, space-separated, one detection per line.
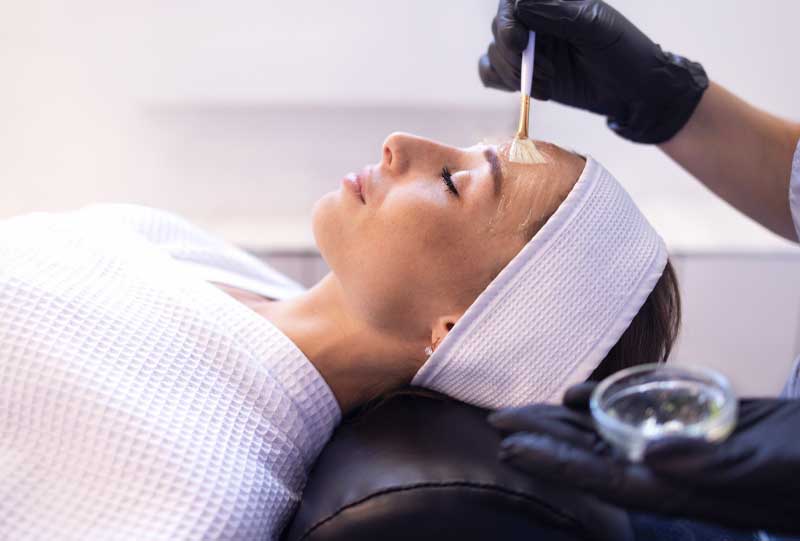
255 273 422 415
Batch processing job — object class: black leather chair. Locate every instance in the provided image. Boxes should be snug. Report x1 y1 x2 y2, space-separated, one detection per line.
282 390 633 541
283 389 799 541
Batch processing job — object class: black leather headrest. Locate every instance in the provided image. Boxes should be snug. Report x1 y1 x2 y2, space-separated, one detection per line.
282 390 632 541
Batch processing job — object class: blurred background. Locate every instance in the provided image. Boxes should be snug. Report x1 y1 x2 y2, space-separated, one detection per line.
3 0 800 395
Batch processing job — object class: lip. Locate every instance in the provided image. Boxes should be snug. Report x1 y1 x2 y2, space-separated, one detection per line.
341 169 368 204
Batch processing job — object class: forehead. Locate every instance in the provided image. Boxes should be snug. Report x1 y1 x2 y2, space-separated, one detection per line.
479 141 584 238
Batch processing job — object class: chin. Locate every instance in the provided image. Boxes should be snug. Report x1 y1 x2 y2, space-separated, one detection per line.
311 191 341 270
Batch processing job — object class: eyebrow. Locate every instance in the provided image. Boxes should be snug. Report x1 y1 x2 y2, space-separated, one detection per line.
483 147 503 198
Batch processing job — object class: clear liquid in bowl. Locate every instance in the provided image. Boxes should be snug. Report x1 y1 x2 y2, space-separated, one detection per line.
605 380 725 438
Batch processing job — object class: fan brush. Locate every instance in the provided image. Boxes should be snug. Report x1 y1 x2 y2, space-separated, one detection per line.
509 31 547 164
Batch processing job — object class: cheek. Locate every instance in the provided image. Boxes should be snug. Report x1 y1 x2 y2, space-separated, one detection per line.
356 199 477 317
334 190 461 325
312 185 485 335
366 193 456 278
350 209 440 328
310 191 421 332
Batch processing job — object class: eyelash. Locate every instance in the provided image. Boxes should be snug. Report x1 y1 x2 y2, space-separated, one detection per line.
441 166 459 197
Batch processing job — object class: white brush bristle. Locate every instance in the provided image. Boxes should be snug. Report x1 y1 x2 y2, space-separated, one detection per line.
509 137 547 164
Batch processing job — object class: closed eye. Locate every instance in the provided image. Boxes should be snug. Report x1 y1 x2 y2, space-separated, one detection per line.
441 166 459 197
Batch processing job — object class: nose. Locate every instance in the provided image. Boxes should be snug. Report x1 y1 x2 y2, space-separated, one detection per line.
380 132 424 175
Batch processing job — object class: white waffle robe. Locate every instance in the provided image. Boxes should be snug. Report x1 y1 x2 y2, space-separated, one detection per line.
0 205 341 540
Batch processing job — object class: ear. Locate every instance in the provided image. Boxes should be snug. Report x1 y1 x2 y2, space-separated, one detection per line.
430 312 463 353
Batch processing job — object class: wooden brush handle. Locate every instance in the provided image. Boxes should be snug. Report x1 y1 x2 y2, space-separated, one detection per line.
516 94 530 139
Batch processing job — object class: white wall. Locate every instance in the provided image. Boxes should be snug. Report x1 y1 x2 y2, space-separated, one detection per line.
3 0 800 393
3 0 799 251
669 254 800 396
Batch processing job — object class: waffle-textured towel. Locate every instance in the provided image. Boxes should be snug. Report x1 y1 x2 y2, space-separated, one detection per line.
412 157 668 409
0 205 340 540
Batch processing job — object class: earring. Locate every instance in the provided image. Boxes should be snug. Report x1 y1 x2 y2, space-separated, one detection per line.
424 346 434 357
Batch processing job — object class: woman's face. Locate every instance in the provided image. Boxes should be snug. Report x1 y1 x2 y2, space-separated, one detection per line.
312 132 584 344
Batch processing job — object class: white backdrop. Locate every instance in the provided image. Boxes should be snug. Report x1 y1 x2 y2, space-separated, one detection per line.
3 0 800 251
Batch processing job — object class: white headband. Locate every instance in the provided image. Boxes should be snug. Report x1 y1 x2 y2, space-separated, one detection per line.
411 157 668 409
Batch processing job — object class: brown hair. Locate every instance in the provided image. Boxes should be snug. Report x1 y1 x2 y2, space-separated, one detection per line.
588 259 681 381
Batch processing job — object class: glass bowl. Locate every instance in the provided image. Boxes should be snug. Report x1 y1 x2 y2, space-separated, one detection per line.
590 363 737 461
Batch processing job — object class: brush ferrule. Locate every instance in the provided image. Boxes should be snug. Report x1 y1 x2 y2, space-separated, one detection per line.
516 94 530 139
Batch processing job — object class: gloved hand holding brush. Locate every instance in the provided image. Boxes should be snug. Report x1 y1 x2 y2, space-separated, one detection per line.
479 0 708 144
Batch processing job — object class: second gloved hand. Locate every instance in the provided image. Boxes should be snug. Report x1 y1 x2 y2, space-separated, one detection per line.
479 0 709 144
488 382 800 534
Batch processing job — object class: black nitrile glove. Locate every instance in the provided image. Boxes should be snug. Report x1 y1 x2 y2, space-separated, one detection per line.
478 0 709 144
488 382 800 534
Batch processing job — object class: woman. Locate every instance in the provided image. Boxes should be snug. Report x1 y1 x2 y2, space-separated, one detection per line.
0 132 678 540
